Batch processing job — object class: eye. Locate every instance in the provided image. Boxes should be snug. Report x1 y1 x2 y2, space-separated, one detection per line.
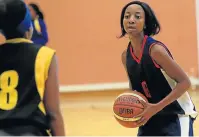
135 15 141 19
124 15 129 19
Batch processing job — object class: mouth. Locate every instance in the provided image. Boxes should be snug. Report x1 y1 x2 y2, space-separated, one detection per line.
128 26 136 30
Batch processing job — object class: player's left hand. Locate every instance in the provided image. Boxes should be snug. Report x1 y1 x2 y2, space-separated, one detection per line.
134 100 161 127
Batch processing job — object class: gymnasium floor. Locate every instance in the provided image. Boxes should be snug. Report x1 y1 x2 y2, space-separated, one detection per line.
60 90 199 136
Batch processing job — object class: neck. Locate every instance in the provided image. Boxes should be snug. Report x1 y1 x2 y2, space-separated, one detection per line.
129 33 145 50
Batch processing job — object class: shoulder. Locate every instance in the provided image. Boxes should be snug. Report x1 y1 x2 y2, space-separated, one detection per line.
150 42 173 66
35 47 56 80
149 41 172 58
150 42 168 55
38 46 56 55
20 43 40 53
35 46 56 62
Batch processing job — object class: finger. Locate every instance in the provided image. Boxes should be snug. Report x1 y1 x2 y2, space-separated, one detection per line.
134 112 144 119
134 100 148 119
142 119 148 126
135 116 145 125
139 100 147 108
134 109 146 118
136 117 148 127
137 119 148 127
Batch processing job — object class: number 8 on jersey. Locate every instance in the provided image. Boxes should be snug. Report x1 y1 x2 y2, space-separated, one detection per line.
0 70 19 110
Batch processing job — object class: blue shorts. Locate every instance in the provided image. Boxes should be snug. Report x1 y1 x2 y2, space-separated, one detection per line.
137 114 194 136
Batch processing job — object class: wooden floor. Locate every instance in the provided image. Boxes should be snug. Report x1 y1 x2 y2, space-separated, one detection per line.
60 90 199 136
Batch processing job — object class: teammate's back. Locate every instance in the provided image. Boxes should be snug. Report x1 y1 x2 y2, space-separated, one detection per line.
0 40 49 128
0 0 65 136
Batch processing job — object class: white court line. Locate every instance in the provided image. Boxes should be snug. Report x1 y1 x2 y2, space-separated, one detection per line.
59 77 199 93
59 82 129 92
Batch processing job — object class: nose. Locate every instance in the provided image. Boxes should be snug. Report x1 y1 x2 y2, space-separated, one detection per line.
129 16 135 24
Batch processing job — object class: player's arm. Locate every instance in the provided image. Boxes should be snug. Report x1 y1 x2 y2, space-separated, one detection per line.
135 44 191 126
121 50 132 89
44 55 65 136
150 44 191 111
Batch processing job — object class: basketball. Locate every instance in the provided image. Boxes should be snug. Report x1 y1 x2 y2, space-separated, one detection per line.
113 91 148 128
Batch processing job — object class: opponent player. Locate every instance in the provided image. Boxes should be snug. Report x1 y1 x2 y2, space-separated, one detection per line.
0 0 65 136
120 1 197 136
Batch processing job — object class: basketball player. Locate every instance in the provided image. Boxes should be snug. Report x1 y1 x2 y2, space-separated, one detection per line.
29 3 49 46
120 1 197 136
0 0 65 136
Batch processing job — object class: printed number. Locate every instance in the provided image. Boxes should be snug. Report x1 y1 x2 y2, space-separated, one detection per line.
0 70 19 110
141 81 152 98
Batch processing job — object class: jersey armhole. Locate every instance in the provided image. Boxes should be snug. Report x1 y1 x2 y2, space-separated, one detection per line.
44 49 56 81
35 47 55 98
149 42 173 69
35 46 55 115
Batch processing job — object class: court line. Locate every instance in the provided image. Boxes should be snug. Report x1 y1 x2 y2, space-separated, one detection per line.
59 77 199 92
60 82 129 92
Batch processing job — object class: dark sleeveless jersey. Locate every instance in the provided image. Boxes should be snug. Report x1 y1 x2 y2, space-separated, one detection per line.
126 35 197 118
0 38 55 133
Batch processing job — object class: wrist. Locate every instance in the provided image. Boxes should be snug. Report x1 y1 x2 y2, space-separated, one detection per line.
154 102 164 113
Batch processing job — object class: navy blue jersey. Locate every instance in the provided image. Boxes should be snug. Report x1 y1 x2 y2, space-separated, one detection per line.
126 35 197 118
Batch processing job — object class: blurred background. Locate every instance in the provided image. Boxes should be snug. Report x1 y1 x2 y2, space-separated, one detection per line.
1 0 199 136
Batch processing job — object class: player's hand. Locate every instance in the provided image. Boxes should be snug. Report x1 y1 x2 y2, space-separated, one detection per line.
134 100 160 127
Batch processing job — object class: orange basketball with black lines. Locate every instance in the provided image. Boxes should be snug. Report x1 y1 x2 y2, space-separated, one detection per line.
113 90 148 128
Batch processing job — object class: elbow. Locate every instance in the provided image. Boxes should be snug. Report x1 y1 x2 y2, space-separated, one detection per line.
48 110 63 121
48 110 65 136
182 78 191 91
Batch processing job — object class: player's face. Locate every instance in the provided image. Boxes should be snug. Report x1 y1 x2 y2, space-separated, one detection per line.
29 6 37 20
123 4 145 36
